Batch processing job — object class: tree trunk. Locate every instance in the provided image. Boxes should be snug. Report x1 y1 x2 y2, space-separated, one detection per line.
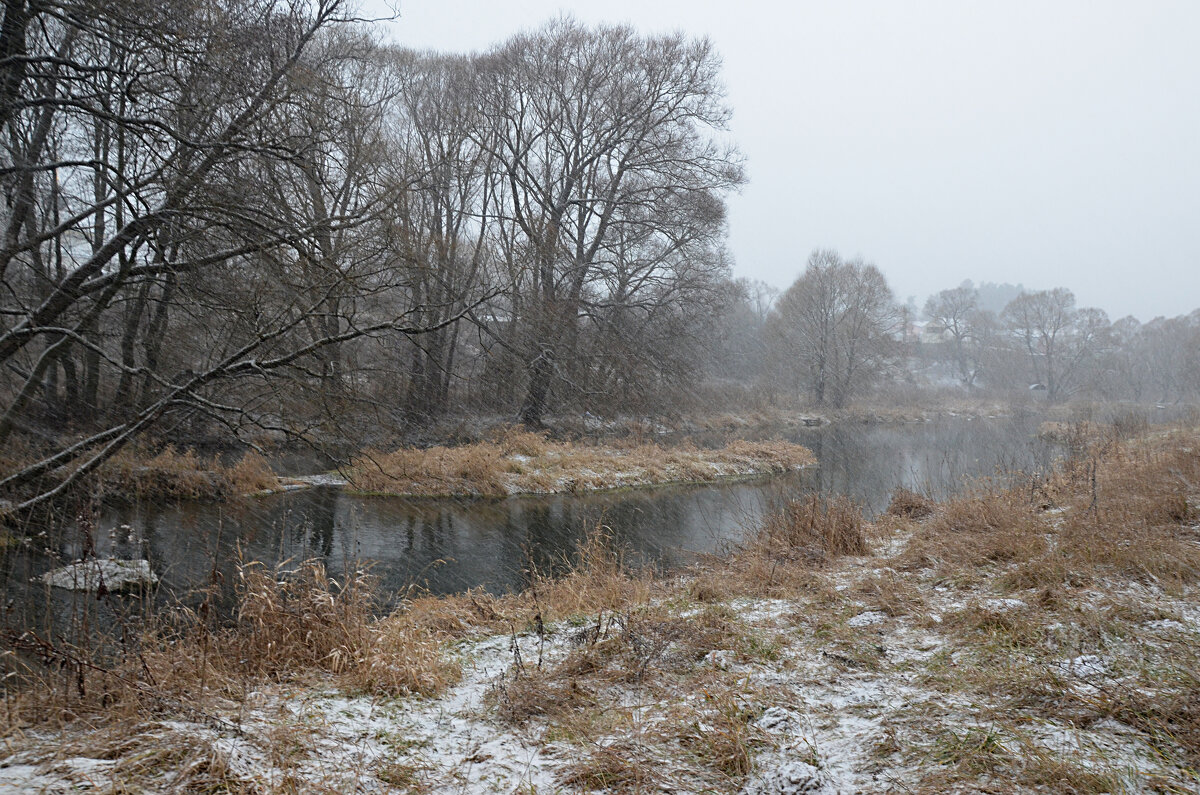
520 352 552 428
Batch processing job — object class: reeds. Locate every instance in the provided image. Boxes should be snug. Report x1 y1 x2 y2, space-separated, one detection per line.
759 493 869 560
100 446 279 500
347 429 815 497
211 561 458 696
2 559 459 736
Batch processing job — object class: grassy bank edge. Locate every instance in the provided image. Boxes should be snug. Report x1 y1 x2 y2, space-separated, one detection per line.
3 419 1200 792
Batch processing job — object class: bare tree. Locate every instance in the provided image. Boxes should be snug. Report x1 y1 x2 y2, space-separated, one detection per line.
767 249 899 408
924 284 986 387
382 49 499 424
0 1 480 510
470 19 744 426
1001 288 1110 401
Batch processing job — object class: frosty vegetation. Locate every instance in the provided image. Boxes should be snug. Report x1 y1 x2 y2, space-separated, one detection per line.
3 4 1200 793
1 0 1198 511
4 421 1200 793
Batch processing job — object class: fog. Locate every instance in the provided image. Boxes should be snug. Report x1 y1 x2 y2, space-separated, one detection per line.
372 0 1200 321
5 4 1200 787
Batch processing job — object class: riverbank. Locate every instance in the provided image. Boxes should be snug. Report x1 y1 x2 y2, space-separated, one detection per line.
345 430 815 497
3 421 1199 792
0 433 812 508
8 400 1184 509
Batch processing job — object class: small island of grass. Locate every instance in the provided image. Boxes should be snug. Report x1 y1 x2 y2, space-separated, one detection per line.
345 429 815 497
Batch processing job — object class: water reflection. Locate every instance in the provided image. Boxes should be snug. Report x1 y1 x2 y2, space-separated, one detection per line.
2 415 1053 633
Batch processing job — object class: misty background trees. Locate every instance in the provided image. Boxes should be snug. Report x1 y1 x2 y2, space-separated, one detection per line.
764 251 898 408
2 2 1199 509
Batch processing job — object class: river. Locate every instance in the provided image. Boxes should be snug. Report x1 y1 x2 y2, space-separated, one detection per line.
1 414 1057 635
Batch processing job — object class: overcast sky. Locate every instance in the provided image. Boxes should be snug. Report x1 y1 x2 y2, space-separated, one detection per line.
363 1 1199 322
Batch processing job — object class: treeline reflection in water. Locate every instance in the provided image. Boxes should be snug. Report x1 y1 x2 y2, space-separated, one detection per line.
2 415 1055 635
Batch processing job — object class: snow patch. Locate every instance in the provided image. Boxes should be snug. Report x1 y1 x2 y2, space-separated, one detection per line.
846 611 886 628
288 473 350 488
1055 654 1107 680
757 706 800 733
41 558 157 591
742 760 836 794
1145 618 1187 632
979 598 1026 611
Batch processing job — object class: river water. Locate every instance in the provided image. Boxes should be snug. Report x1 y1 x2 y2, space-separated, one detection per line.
1 414 1056 634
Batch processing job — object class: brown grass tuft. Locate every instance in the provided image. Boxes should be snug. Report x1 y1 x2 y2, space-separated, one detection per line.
687 573 730 603
759 494 868 560
674 682 763 778
226 450 278 494
851 568 928 618
96 445 283 501
559 740 662 791
1042 431 1200 591
885 487 935 520
1089 656 1200 767
105 444 224 500
523 527 654 624
897 488 1045 579
488 424 551 457
204 561 459 696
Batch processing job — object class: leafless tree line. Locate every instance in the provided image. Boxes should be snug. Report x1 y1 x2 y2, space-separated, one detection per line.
920 281 1200 405
0 5 743 508
6 0 1191 512
724 253 1200 408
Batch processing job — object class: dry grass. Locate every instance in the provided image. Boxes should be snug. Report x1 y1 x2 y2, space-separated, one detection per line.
100 446 279 500
558 739 663 791
886 487 935 520
897 487 1046 580
8 419 1200 792
889 423 1200 792
103 444 223 499
388 524 661 674
226 451 280 494
673 680 764 779
851 568 929 618
347 429 814 497
490 593 772 790
758 493 868 560
1049 435 1200 592
696 493 874 600
525 527 656 623
32 724 273 794
1088 652 1200 767
212 562 459 697
2 560 459 738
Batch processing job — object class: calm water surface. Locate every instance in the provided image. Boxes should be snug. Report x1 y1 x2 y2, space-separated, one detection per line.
2 415 1056 634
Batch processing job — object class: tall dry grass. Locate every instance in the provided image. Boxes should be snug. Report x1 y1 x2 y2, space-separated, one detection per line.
760 494 869 559
1049 431 1200 591
711 493 872 598
2 559 459 734
225 451 279 494
347 429 814 497
206 561 457 696
892 421 1200 594
100 446 278 500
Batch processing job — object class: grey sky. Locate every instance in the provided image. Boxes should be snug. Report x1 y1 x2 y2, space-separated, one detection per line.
365 1 1200 322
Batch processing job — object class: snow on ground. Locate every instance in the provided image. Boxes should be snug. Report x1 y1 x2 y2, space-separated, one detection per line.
5 502 1200 793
